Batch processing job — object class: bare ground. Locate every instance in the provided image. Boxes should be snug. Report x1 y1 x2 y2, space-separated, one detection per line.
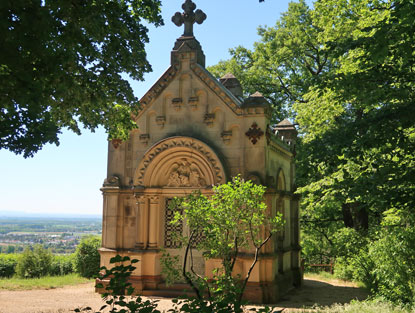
0 276 369 313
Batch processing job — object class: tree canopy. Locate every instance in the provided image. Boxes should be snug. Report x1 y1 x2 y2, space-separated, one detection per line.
0 0 163 157
209 0 415 304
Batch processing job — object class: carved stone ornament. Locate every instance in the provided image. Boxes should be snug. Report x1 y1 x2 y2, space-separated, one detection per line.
245 122 264 145
156 116 166 128
139 134 150 145
134 137 225 187
167 158 207 187
221 130 232 144
111 139 122 149
103 176 120 187
188 96 199 109
204 113 215 126
172 98 183 111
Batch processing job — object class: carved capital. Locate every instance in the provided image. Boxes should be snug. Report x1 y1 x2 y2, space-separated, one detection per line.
149 196 159 204
135 195 147 205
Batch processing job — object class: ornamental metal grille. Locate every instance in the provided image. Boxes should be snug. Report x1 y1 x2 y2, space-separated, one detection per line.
164 199 183 248
191 229 205 248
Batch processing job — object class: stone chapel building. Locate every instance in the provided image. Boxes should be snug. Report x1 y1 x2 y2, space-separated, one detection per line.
99 0 301 303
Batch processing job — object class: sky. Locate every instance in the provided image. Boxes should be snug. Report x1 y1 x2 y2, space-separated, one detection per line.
0 0 312 217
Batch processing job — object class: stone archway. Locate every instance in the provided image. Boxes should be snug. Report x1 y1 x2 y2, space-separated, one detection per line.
134 136 226 188
131 136 227 282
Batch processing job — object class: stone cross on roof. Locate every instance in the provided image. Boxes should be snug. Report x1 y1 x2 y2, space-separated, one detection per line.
172 0 207 37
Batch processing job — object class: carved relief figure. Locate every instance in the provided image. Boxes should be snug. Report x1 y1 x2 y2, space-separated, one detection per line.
167 158 206 187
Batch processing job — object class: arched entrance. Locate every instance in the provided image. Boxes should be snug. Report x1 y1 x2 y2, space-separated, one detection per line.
131 136 226 281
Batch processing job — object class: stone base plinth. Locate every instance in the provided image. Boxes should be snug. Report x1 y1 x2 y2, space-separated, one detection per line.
96 269 302 304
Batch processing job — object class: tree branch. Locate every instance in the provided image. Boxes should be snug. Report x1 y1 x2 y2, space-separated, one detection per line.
182 230 202 300
238 232 273 305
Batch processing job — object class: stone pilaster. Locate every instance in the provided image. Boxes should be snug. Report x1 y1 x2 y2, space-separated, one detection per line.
135 195 149 249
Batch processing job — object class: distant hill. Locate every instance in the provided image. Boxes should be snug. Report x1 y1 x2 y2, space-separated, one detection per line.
0 210 101 219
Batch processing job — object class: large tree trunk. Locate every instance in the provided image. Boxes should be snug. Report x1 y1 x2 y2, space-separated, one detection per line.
342 203 368 230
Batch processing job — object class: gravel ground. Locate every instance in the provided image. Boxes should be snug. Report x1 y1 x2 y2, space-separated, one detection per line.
0 277 369 313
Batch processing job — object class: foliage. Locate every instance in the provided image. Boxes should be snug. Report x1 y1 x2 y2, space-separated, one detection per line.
161 176 284 312
210 0 415 305
74 236 101 278
50 254 75 276
0 253 19 278
77 255 160 313
314 299 414 313
0 0 163 157
2 251 73 278
15 244 53 278
0 273 91 290
366 227 415 305
295 0 415 303
208 0 329 122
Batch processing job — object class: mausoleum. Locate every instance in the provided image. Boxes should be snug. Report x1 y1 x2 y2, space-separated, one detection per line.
99 0 301 303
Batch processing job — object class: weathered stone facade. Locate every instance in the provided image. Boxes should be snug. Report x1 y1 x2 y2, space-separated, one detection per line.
99 0 301 303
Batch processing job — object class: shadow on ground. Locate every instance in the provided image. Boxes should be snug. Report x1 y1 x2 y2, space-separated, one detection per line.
271 278 369 311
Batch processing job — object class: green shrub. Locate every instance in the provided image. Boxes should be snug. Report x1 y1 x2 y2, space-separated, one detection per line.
15 245 53 278
367 228 415 305
78 255 160 313
0 253 19 277
50 254 75 276
332 228 369 281
74 236 101 278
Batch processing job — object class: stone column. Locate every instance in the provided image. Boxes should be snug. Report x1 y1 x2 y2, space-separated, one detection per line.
148 196 160 249
135 195 149 249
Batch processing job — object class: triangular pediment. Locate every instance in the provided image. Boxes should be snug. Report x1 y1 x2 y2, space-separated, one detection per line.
135 62 243 120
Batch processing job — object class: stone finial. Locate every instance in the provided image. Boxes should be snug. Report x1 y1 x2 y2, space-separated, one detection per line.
172 0 207 37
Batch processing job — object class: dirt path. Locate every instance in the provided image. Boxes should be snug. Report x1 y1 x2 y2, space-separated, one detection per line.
0 276 369 313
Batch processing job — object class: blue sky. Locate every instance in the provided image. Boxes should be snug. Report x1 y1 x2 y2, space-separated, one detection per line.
0 0 312 217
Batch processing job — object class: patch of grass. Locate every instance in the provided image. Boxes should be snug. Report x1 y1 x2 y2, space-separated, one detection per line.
313 300 414 313
304 271 365 288
305 271 336 282
0 273 92 290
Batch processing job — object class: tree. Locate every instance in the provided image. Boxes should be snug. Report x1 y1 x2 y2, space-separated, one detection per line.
16 244 53 278
0 0 163 157
161 176 283 312
208 0 331 122
74 235 101 278
209 0 415 303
